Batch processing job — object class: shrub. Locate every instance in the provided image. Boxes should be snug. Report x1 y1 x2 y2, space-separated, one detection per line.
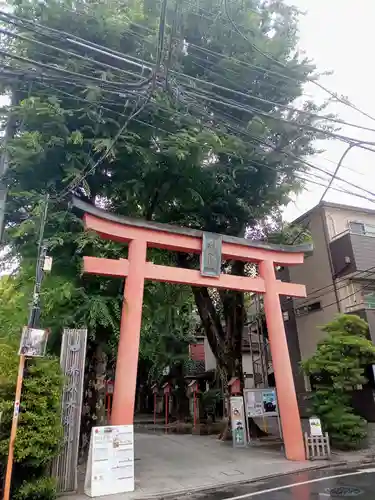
0 336 63 499
15 477 57 500
201 388 223 417
302 314 375 449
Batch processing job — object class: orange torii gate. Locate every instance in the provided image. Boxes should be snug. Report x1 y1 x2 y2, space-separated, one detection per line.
73 197 312 461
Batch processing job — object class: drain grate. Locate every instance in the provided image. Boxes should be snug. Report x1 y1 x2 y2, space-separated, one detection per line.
324 486 363 497
220 470 244 477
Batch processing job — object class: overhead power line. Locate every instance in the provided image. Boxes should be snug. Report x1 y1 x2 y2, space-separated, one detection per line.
22 0 374 129
53 0 169 201
4 6 375 137
222 0 375 124
33 80 373 202
173 100 375 202
3 6 375 143
2 4 375 206
25 74 375 208
0 26 151 86
311 275 375 313
0 9 154 73
172 71 375 133
180 86 375 148
295 266 375 308
0 48 148 93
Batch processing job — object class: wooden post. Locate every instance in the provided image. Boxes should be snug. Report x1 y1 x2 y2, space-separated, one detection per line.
162 383 171 432
165 393 169 432
154 393 157 425
193 390 197 430
3 355 25 500
151 384 158 427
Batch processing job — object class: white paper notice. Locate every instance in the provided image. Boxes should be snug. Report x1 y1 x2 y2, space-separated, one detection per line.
84 425 135 497
309 417 323 437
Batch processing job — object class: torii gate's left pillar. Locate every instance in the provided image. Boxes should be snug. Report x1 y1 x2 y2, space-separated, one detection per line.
111 240 147 425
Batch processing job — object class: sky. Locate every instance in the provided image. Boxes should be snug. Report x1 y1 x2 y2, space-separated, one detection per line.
283 0 375 221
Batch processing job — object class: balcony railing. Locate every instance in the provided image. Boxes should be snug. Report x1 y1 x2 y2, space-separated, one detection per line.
331 228 375 242
329 230 375 278
345 301 375 313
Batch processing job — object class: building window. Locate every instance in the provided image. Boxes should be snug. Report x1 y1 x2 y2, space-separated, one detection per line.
349 221 365 234
295 301 321 317
349 221 375 236
364 291 375 309
346 283 357 308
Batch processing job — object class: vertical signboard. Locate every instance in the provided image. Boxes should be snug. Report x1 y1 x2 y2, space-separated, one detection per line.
200 232 222 277
84 425 135 497
52 328 87 493
230 396 247 447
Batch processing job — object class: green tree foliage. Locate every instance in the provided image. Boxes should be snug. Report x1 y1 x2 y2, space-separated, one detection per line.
302 315 375 449
140 280 196 381
0 334 63 499
0 0 333 399
0 275 29 334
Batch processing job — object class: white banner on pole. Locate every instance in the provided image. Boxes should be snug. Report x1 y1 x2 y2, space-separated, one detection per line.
84 425 135 497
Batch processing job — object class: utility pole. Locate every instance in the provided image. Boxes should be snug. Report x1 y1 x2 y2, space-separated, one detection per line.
0 93 16 242
0 121 11 241
3 194 49 500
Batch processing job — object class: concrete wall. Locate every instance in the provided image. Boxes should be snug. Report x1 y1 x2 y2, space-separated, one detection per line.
325 204 375 313
204 338 216 371
288 207 339 361
324 206 375 239
278 267 306 393
288 203 375 362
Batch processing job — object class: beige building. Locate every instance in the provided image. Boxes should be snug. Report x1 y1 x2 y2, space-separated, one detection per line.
200 201 375 399
284 201 375 384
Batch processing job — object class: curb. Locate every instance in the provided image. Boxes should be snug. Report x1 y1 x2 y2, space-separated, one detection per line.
135 460 353 500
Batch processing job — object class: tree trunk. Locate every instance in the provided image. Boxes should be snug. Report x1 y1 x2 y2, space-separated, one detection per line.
192 260 267 439
94 343 107 425
79 341 107 462
175 253 267 439
174 362 190 420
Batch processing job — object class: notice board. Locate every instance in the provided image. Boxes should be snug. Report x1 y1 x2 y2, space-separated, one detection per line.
84 425 134 497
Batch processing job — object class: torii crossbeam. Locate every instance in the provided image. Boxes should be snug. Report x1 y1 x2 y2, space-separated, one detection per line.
73 196 312 461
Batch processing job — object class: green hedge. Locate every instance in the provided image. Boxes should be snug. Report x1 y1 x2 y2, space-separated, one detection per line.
0 338 63 499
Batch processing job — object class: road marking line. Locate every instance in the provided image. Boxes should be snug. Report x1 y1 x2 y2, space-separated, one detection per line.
223 469 374 500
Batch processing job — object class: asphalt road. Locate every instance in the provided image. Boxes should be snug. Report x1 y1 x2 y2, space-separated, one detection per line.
176 465 375 500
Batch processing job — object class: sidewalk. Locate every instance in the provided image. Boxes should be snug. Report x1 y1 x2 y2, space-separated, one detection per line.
72 432 336 500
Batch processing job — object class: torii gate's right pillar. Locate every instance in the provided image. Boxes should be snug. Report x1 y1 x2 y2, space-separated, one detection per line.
259 260 305 461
